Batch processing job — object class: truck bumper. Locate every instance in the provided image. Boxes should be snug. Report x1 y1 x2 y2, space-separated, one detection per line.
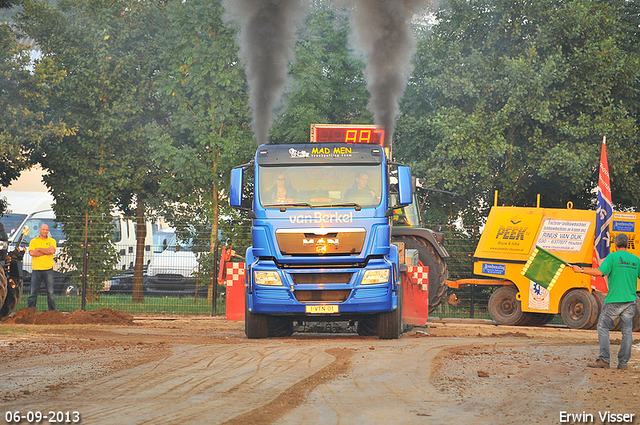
247 257 398 317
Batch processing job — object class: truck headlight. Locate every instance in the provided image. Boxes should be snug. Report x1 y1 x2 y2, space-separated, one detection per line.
254 271 283 286
362 269 390 285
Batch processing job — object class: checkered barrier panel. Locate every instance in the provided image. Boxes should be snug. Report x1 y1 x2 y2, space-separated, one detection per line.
406 265 429 291
225 263 246 287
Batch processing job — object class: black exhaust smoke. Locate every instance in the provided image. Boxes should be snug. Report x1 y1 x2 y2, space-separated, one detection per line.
347 0 431 148
222 0 310 145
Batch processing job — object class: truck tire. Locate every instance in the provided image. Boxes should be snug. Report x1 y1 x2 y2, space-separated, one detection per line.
357 315 378 336
245 293 269 339
0 269 7 314
488 285 524 326
268 316 294 337
560 289 599 330
0 277 22 318
396 236 448 313
377 289 402 339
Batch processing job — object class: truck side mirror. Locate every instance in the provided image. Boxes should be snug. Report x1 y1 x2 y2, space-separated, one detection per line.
230 167 244 208
397 165 412 206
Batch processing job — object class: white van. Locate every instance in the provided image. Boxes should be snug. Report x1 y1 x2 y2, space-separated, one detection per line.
144 228 206 297
0 191 164 293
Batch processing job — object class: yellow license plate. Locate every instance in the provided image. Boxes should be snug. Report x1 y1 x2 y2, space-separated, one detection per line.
306 305 339 314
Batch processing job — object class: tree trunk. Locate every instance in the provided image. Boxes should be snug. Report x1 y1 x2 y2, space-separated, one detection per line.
208 151 220 305
132 198 147 303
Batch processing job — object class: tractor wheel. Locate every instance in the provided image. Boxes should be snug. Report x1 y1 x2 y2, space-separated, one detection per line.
357 316 378 336
0 268 7 314
244 293 268 339
268 316 294 337
0 277 23 318
377 288 403 339
488 285 524 326
395 236 448 313
560 289 599 329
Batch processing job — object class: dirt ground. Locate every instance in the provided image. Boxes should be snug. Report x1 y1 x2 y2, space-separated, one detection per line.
1 308 639 425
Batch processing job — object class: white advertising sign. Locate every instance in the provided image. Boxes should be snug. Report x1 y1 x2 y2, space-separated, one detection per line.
535 220 590 252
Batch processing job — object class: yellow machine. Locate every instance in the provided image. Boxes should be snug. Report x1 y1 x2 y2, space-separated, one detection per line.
451 205 640 329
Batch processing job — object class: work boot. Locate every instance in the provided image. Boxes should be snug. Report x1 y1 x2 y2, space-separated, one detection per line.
617 364 628 370
588 358 610 369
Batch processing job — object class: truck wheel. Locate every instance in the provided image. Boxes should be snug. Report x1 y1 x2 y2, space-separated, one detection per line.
244 293 268 339
0 269 7 314
0 277 23 318
488 285 524 325
357 316 378 336
396 236 448 313
268 316 294 337
377 289 402 339
560 289 599 330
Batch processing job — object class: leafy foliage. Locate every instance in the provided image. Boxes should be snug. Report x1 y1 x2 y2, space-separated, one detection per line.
0 18 70 205
269 5 373 144
395 0 640 225
16 0 169 298
149 0 254 267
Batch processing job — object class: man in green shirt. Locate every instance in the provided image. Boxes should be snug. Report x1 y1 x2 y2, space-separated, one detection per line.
571 233 640 370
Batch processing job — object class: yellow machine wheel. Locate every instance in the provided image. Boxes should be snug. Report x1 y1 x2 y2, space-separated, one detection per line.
560 289 599 330
488 285 525 326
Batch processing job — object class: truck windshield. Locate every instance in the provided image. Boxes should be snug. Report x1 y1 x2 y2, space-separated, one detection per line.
14 213 66 246
259 165 382 208
1 213 27 240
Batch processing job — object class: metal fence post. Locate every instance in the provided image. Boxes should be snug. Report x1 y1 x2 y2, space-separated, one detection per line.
212 242 218 317
470 284 475 318
81 213 88 311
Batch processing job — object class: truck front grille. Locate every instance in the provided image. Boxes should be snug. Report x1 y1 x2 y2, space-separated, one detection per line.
291 272 353 285
294 290 351 303
275 228 366 256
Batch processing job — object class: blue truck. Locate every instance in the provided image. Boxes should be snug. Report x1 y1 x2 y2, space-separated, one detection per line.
230 125 448 338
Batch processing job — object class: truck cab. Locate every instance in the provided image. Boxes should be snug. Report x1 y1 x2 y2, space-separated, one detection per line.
231 140 412 338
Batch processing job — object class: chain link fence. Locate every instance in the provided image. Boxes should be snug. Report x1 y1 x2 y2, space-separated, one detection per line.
14 217 503 319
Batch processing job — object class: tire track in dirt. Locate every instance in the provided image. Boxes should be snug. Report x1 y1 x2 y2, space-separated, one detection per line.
221 347 354 425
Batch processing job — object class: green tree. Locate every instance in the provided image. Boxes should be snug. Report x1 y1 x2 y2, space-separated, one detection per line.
0 3 70 213
17 0 168 300
269 5 373 144
148 0 254 298
396 0 640 225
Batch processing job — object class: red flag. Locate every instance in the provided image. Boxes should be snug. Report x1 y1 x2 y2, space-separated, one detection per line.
591 136 612 292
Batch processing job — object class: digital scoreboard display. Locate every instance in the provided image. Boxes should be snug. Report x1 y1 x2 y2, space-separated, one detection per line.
311 124 385 146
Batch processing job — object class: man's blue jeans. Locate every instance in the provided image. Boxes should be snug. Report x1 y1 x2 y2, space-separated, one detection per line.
597 301 636 366
27 268 56 311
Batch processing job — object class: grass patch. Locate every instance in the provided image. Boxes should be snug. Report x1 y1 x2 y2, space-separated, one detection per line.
14 294 226 316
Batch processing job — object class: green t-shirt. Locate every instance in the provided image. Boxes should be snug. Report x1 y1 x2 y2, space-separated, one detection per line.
598 250 640 303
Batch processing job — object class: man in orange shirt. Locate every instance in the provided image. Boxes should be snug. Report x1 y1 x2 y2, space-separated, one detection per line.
28 223 57 311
